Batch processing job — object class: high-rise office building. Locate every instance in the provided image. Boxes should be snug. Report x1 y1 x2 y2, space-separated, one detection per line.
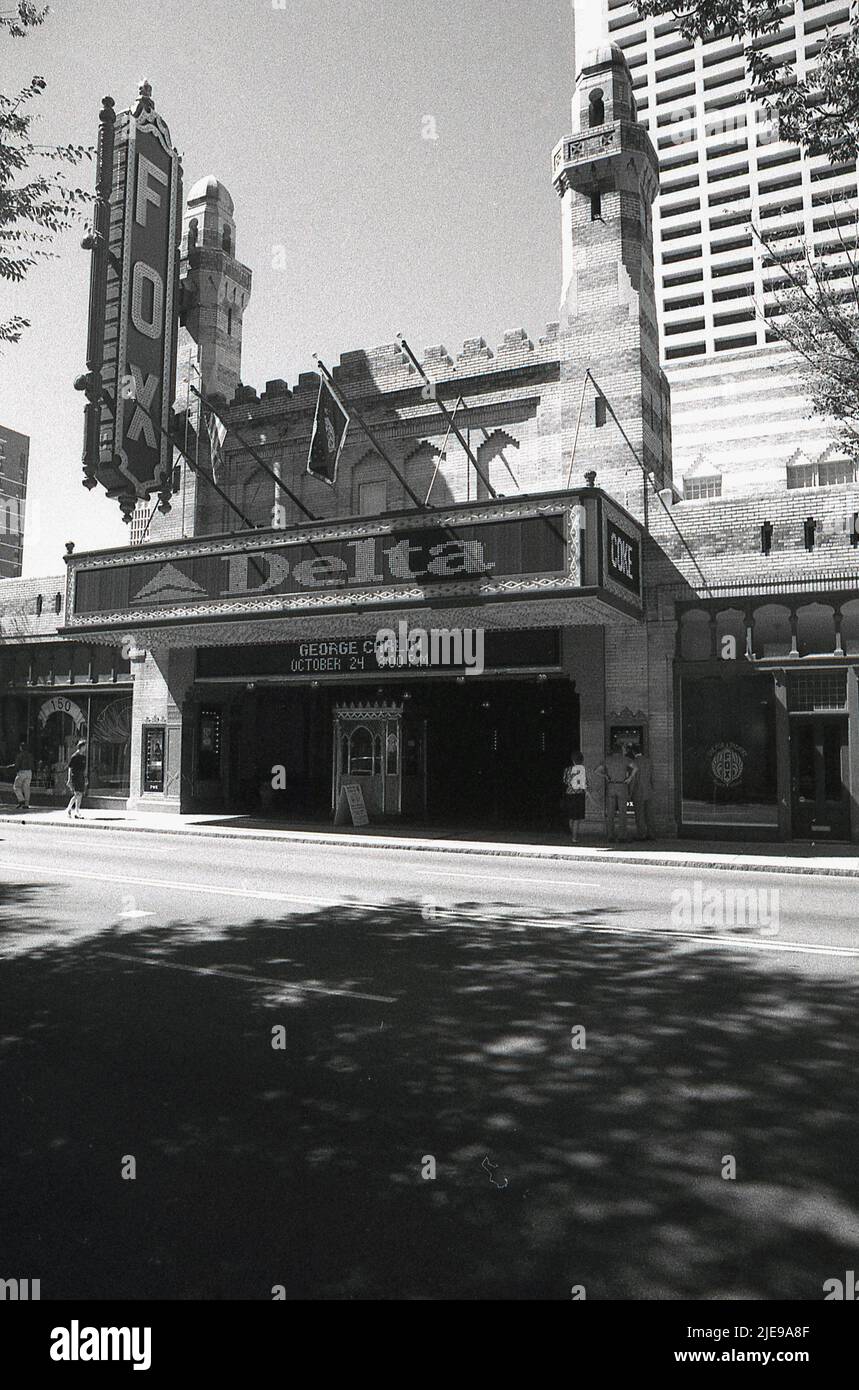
575 0 858 499
0 424 29 578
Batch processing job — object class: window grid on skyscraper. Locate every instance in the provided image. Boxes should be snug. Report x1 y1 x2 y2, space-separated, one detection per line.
606 0 859 364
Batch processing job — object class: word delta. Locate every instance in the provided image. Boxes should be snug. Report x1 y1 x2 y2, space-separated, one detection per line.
225 535 496 595
50 1321 151 1371
375 621 485 675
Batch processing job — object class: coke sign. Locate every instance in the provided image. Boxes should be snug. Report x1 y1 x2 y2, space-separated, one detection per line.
78 83 182 521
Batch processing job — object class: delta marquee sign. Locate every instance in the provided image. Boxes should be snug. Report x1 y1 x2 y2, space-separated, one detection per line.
61 490 644 634
77 83 183 521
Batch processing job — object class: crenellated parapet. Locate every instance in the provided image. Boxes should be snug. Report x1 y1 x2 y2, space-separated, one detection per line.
221 325 563 415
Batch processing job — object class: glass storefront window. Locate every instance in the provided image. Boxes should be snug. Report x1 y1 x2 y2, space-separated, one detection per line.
0 692 132 800
681 673 778 827
89 694 133 794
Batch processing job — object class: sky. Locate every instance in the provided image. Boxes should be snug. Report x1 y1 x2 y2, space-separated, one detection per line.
1 0 575 575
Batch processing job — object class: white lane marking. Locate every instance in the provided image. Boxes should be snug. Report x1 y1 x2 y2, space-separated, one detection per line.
0 861 344 909
2 861 857 960
407 866 605 890
0 859 602 904
101 953 396 1004
0 852 603 894
505 917 859 959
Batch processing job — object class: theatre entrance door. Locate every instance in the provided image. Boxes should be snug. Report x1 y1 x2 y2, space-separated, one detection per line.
790 714 850 841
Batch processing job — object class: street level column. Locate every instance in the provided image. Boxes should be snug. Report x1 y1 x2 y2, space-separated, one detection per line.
128 647 195 815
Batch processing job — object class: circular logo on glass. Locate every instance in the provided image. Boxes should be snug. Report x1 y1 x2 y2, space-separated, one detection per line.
709 742 746 788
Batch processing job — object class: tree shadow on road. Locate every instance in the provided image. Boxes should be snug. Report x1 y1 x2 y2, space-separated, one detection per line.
0 880 857 1299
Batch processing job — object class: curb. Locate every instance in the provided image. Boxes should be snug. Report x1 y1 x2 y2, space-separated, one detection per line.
1 812 857 879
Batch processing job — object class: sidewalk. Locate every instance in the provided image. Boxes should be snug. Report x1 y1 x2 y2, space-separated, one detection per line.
0 803 857 877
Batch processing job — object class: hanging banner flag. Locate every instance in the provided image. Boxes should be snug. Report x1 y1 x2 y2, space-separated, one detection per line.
306 373 349 486
203 403 228 486
78 82 183 522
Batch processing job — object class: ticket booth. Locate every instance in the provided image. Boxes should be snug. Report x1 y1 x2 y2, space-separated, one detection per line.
333 703 403 818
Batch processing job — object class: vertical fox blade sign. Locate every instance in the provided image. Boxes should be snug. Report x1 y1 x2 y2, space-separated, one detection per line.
77 83 183 522
307 374 350 486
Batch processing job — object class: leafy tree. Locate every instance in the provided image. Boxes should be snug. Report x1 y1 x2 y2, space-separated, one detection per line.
752 207 859 464
1 2 92 344
636 1 859 162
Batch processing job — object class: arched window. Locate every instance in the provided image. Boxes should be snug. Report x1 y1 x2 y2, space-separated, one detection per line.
35 594 43 616
54 593 62 615
589 89 605 128
476 429 520 501
226 307 232 336
348 727 377 775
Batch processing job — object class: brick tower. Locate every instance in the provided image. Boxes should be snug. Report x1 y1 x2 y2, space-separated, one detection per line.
178 176 252 405
553 42 672 520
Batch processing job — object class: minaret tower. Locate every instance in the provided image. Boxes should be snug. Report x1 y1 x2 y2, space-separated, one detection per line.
553 23 673 517
178 175 252 404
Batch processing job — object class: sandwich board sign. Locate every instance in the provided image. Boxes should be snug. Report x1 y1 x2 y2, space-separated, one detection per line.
334 781 370 828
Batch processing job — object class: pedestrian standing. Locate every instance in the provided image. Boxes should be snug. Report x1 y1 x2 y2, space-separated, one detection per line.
66 739 88 820
629 743 654 841
13 741 34 811
594 746 635 843
561 750 588 843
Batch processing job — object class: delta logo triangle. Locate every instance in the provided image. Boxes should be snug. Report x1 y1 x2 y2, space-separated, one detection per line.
132 562 207 605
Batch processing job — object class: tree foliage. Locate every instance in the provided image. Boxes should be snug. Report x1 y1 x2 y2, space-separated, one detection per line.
1 2 92 344
636 0 859 162
753 204 859 463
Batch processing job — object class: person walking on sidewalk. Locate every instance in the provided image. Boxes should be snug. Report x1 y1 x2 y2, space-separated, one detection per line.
594 747 635 843
561 750 589 844
66 739 88 820
629 743 654 841
12 741 34 811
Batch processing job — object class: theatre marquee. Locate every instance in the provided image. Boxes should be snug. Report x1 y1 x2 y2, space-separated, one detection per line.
62 490 644 635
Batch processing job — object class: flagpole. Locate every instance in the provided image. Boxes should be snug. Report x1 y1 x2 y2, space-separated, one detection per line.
190 384 317 523
313 356 428 511
189 354 202 538
424 394 464 505
94 388 260 531
396 335 498 499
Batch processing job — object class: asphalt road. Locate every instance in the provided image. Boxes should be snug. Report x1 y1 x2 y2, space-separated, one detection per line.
1 823 857 1299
